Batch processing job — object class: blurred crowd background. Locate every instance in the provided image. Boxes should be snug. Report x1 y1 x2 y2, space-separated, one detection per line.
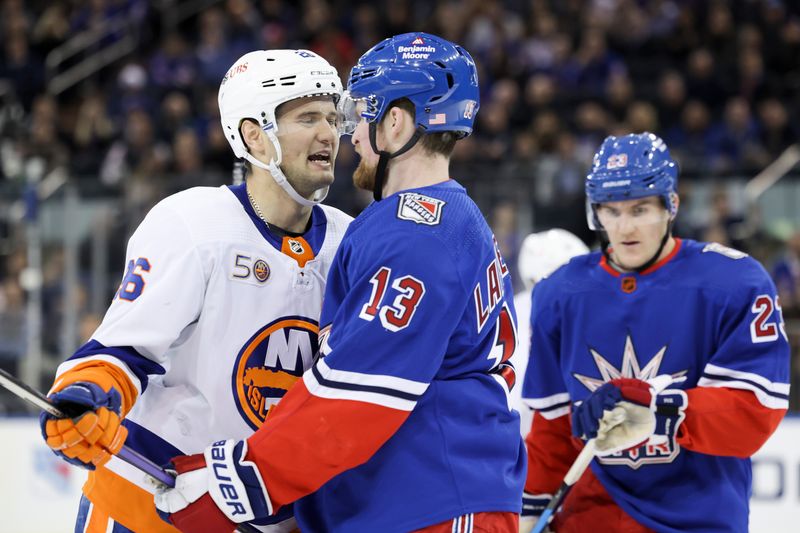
1 0 799 412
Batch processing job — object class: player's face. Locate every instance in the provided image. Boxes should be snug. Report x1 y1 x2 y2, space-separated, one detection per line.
350 101 380 191
596 197 672 270
274 96 339 196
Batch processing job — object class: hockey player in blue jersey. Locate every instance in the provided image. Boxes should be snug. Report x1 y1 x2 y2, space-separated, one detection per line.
155 32 526 533
519 132 789 533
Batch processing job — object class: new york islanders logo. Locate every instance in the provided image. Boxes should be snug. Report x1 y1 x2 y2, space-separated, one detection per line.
397 193 445 226
232 316 319 430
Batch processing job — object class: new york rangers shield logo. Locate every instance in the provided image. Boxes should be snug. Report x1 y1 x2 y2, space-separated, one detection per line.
396 193 446 226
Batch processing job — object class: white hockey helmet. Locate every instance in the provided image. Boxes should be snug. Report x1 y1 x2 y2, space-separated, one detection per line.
518 229 589 289
218 49 343 206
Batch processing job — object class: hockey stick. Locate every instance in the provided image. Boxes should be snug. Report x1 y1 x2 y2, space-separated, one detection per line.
530 374 682 532
531 439 596 533
0 368 261 533
0 367 177 486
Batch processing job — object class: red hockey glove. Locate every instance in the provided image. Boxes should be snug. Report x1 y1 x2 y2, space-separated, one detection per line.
155 440 273 533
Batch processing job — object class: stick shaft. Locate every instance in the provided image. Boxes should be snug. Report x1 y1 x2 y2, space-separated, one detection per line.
0 367 63 416
0 368 174 486
0 368 261 532
530 440 596 533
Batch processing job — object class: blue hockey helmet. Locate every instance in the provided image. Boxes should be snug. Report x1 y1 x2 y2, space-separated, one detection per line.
585 132 678 230
340 32 480 137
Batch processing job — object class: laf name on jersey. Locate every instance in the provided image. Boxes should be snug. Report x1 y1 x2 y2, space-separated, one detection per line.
473 236 510 332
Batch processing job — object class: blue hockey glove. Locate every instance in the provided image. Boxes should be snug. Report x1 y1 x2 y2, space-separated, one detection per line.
39 381 128 469
155 439 274 533
572 379 646 440
572 377 687 456
647 389 688 446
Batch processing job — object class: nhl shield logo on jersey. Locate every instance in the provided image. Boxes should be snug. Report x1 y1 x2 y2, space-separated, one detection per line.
621 276 636 293
232 316 319 430
396 193 446 226
280 236 315 267
288 239 305 255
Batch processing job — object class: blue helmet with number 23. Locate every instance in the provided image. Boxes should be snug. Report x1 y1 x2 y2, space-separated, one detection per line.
340 32 480 137
585 132 679 230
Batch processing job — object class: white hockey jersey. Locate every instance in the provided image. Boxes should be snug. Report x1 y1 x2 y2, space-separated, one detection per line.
510 289 533 438
53 184 350 531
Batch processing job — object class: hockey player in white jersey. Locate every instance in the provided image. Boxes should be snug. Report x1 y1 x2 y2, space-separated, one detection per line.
39 49 351 533
509 229 589 437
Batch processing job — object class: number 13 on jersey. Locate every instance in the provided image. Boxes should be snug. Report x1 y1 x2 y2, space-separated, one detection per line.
359 266 426 332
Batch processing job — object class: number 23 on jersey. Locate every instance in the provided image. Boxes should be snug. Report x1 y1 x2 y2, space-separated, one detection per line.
750 294 787 343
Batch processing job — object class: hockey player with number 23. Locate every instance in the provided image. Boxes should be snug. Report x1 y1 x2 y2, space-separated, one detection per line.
519 132 790 533
39 49 352 533
155 32 526 533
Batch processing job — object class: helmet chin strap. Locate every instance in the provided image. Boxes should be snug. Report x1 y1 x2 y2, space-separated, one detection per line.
243 129 329 208
599 219 674 274
368 122 425 202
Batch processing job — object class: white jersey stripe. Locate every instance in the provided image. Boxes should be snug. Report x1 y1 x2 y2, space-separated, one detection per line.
697 377 788 409
523 392 571 410
315 357 428 396
703 363 790 394
82 501 93 533
303 364 420 411
526 404 570 419
523 392 571 419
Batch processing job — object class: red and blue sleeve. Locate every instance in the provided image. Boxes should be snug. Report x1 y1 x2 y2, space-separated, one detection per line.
245 229 467 510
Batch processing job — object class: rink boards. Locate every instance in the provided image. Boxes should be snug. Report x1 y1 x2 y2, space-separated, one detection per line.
0 415 798 532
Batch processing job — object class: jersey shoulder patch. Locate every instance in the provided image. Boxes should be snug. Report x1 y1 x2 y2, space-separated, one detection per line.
396 192 445 226
701 242 748 260
686 239 772 293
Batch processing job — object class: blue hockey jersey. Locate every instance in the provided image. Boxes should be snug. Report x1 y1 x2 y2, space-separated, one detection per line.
522 239 790 532
247 180 526 532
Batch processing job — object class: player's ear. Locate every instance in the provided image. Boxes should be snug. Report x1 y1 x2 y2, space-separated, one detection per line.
241 119 277 163
241 120 264 153
385 106 414 148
